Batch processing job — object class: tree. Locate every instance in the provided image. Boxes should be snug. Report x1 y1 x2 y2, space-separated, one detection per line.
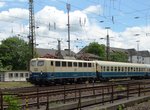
0 37 31 70
110 51 128 62
85 42 106 60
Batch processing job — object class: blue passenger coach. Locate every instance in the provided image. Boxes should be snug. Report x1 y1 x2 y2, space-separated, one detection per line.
95 61 149 79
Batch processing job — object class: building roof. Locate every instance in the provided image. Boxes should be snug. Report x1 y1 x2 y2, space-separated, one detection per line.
138 51 150 57
36 48 76 58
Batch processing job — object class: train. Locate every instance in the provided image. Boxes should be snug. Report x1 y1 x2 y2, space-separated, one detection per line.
27 58 150 85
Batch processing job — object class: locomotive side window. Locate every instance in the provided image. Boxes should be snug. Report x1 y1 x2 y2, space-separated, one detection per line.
51 61 53 66
62 61 66 67
73 62 77 67
79 62 82 67
68 62 72 67
37 61 44 66
84 63 87 67
55 61 60 67
88 63 91 67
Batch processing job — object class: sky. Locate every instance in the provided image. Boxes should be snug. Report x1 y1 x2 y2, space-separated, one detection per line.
0 0 150 53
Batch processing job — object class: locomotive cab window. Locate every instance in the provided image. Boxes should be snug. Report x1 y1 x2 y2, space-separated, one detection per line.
31 61 36 66
88 63 91 67
62 61 66 67
73 62 77 67
84 63 87 67
55 61 60 67
37 61 44 66
68 62 72 67
79 62 82 67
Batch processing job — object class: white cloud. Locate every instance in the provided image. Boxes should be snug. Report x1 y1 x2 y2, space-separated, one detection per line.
83 5 102 15
0 2 5 8
0 5 150 53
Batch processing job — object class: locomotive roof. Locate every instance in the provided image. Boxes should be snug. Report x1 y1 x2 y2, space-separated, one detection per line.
31 58 95 63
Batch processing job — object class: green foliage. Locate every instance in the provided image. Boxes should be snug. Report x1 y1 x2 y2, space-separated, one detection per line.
85 42 106 60
116 85 126 91
110 51 128 62
0 37 31 70
3 95 21 110
117 104 124 110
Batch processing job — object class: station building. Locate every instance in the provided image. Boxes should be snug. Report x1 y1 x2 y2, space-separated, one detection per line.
0 71 29 82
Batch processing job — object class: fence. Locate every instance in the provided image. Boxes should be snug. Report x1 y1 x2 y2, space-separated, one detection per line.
0 82 150 110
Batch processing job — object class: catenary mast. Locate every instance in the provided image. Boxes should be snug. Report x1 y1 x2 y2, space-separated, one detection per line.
29 0 36 58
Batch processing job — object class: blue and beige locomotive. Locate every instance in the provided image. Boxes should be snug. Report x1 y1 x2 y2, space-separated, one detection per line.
28 58 150 85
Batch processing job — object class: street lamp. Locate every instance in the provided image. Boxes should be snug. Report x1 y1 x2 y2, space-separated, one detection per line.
136 40 140 63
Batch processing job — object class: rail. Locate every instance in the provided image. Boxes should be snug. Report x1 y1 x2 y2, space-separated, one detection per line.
0 81 150 110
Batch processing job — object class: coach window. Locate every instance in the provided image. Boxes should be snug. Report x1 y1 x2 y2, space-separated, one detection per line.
88 63 91 67
107 66 109 71
51 61 53 66
111 67 113 71
121 67 123 72
136 68 139 72
128 67 130 72
125 67 128 72
140 68 142 72
84 63 87 67
118 67 120 72
68 62 72 67
55 61 60 67
103 66 106 71
62 61 66 67
73 62 77 67
134 68 136 71
115 67 117 72
131 67 133 72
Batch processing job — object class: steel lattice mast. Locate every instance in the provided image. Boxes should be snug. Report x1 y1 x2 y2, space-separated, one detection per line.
29 0 35 59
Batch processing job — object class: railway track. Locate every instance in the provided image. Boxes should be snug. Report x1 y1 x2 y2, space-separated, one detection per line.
1 79 150 110
1 79 150 94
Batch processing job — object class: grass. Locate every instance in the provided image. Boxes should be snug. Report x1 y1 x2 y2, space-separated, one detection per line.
0 81 33 88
